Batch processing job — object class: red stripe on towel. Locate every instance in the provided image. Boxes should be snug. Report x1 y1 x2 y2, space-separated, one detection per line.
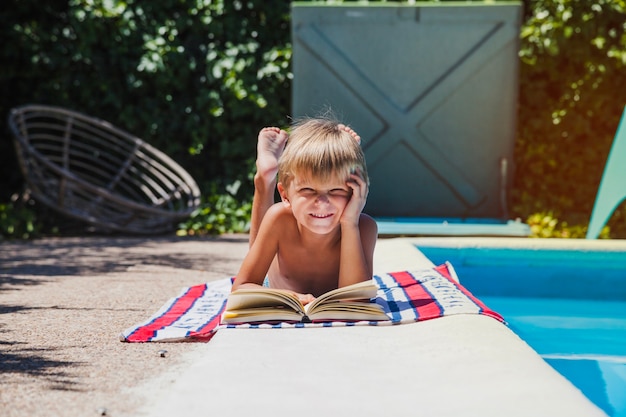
444 277 504 322
434 263 452 280
187 300 228 341
434 263 504 322
389 271 444 319
125 284 207 342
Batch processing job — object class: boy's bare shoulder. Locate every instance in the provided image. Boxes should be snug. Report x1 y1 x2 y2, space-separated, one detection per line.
264 203 297 225
359 213 378 232
359 212 376 223
266 202 291 215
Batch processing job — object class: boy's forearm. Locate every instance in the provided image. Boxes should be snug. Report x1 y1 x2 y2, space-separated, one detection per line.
249 173 276 247
234 282 264 290
338 224 371 288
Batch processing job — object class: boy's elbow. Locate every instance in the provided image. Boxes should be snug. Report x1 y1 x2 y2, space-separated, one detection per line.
231 279 263 292
231 276 248 291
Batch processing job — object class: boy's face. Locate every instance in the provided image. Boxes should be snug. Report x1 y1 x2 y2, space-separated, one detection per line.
278 174 352 235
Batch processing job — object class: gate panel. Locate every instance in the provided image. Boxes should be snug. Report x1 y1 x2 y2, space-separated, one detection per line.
292 3 522 218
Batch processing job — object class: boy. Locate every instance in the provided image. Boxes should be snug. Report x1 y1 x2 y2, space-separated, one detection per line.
232 118 378 303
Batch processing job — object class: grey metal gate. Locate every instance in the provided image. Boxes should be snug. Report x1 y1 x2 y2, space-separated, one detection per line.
291 3 522 221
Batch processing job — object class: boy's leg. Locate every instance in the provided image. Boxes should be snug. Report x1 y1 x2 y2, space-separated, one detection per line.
250 127 288 247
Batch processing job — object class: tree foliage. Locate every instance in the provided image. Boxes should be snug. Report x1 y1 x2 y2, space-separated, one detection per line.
514 0 626 236
0 0 292 201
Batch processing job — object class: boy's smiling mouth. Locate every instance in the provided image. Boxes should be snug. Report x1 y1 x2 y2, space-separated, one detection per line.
309 213 333 219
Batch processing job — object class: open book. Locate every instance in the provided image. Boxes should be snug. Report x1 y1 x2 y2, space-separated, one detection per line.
221 280 389 324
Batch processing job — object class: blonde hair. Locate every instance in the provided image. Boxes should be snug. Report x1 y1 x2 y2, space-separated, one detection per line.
278 117 368 187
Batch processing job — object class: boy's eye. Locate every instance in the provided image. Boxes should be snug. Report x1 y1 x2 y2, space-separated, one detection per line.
329 188 350 197
298 188 316 195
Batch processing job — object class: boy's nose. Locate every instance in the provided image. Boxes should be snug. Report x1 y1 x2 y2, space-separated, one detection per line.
315 193 330 204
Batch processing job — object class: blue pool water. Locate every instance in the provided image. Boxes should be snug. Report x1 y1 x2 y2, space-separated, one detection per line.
419 246 626 417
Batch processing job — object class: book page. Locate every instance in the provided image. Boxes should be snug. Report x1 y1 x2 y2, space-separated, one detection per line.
222 307 304 324
225 288 304 313
306 280 378 314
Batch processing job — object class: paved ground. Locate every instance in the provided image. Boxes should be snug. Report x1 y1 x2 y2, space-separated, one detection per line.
0 235 250 417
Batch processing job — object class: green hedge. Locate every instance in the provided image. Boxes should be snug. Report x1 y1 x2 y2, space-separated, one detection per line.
1 0 625 238
514 0 626 237
0 0 292 203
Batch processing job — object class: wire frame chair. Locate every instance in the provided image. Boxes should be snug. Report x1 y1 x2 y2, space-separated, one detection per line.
8 104 201 234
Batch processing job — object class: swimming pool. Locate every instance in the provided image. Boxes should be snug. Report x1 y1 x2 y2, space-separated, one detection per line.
418 245 626 417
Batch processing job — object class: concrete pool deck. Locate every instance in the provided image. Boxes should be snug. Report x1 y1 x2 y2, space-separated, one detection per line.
134 237 612 417
2 235 622 416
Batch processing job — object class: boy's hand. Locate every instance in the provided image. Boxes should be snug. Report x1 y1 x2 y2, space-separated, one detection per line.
294 292 315 305
341 168 368 227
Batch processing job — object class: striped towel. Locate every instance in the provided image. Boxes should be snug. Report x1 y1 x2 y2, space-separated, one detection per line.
120 263 503 343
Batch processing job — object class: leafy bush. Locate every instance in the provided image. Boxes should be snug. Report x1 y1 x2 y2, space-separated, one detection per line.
0 196 41 240
177 180 252 236
514 0 626 237
0 0 292 237
526 211 610 239
0 0 292 202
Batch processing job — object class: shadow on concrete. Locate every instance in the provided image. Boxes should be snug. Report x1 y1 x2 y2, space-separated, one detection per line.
0 235 249 278
0 235 249 388
0 275 43 289
0 341 84 391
